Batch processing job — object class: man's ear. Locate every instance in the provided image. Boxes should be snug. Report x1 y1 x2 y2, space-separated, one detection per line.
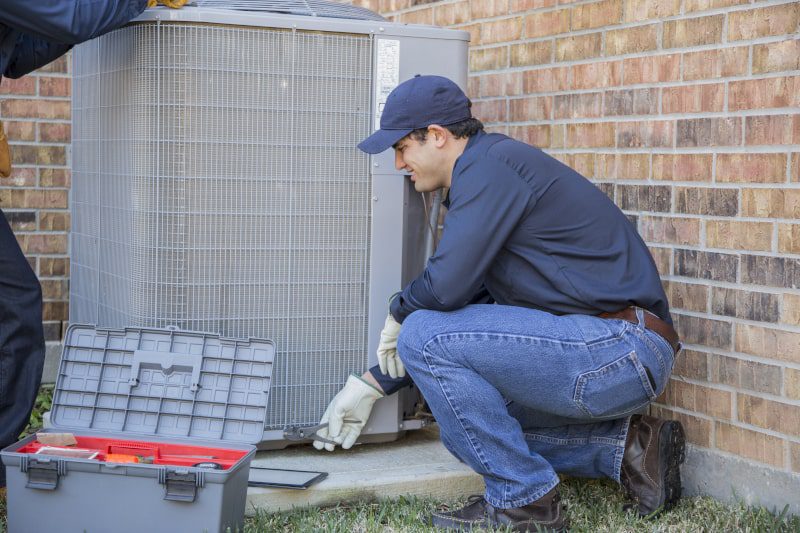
427 124 449 148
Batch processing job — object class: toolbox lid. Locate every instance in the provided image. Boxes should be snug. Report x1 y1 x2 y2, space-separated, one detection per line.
51 325 275 445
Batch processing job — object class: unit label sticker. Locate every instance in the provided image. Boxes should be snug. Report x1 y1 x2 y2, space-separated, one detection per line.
375 39 400 130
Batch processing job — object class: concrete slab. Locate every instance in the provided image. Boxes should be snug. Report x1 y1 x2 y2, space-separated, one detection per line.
246 425 484 514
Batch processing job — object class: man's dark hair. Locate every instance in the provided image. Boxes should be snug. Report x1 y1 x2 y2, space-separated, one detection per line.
406 117 485 144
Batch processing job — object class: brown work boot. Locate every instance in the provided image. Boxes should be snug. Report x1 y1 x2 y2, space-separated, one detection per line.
430 486 567 532
620 414 686 518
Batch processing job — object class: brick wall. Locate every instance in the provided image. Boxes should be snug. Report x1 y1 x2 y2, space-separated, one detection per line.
1 0 797 483
346 0 800 477
0 54 71 344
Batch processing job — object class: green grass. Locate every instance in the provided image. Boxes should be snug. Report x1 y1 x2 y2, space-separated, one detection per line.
2 387 798 532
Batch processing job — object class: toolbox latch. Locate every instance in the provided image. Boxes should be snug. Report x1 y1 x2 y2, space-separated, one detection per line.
160 468 204 502
22 457 65 491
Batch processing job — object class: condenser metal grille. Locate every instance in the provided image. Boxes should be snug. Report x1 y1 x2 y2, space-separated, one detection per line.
193 0 385 21
71 23 373 431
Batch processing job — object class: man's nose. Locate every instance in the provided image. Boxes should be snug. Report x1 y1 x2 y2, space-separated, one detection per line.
394 150 405 171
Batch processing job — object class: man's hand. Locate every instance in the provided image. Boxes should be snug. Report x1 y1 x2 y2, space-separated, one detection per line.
377 313 404 378
313 374 384 451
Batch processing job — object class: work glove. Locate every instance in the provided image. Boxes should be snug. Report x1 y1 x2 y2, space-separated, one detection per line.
313 374 384 451
377 313 404 378
0 120 11 178
147 0 189 8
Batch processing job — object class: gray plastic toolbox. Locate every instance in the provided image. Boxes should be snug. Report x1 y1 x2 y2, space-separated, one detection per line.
1 324 275 533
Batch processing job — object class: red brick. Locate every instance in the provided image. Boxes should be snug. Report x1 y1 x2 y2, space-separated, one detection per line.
622 54 680 84
4 121 36 142
0 167 36 187
39 212 70 232
623 0 681 22
738 393 800 437
566 122 615 148
605 24 658 56
673 313 733 349
570 61 622 90
754 39 800 74
617 120 672 148
555 33 603 62
716 153 787 183
616 153 650 180
729 76 800 111
663 15 723 48
603 88 657 116
470 47 509 71
509 125 552 147
509 96 552 121
379 0 410 11
728 4 800 41
40 279 69 300
684 0 747 12
676 117 739 147
554 93 602 119
479 71 523 97
38 77 71 98
793 443 800 473
470 0 510 18
473 99 507 123
670 348 708 380
778 223 800 254
715 422 784 468
511 0 556 10
17 234 68 254
709 353 782 394
569 153 596 178
745 115 800 145
662 380 732 419
481 17 523 44
435 1 471 26
652 154 711 181
648 246 671 274
662 84 724 114
39 257 69 277
664 280 708 312
706 220 773 252
741 189 800 218
39 123 71 143
682 46 748 81
736 324 800 364
571 0 621 30
523 67 570 93
400 7 433 24
1 98 70 120
40 168 71 188
675 187 738 216
787 368 800 400
0 77 35 95
525 9 570 38
510 42 553 67
794 153 800 182
640 215 700 245
9 145 67 166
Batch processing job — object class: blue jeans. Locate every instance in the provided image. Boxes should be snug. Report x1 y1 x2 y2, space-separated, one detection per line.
396 304 676 509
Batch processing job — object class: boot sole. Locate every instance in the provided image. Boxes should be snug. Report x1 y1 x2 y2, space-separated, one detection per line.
655 420 686 516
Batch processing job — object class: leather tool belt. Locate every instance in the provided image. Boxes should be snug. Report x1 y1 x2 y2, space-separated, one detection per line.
0 119 11 178
599 306 680 354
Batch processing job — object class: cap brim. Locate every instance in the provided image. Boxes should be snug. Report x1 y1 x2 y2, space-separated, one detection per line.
357 128 413 154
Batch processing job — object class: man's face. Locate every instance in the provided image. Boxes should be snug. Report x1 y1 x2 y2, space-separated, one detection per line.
393 134 448 193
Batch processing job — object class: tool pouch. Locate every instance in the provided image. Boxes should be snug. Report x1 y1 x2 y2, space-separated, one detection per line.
0 120 11 178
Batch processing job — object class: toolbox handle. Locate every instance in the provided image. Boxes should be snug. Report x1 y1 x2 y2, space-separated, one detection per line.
22 457 66 491
159 468 205 502
129 351 203 392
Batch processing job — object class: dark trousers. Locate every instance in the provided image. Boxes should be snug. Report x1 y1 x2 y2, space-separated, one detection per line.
0 208 45 487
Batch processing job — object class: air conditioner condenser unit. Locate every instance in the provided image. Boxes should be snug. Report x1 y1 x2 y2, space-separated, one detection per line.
69 0 469 447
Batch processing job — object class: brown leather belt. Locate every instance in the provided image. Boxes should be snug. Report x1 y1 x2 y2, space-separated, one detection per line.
598 307 680 353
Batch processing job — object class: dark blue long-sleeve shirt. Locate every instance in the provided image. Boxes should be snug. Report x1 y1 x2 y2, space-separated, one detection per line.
373 130 671 394
1 0 147 79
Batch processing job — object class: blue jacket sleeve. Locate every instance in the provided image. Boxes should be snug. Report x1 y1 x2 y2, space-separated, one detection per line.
390 158 533 323
0 0 148 45
3 38 71 79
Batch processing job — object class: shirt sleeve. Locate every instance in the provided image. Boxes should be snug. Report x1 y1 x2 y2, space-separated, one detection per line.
0 0 148 46
391 157 533 323
3 38 71 79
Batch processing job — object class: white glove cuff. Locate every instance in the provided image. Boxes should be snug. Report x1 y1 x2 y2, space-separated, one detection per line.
347 374 385 400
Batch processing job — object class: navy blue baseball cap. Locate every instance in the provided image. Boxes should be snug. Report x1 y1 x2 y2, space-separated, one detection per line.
357 74 471 154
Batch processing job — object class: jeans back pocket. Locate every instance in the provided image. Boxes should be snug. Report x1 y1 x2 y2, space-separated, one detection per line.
573 350 656 419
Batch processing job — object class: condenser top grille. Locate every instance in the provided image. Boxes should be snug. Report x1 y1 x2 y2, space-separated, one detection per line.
192 0 385 20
